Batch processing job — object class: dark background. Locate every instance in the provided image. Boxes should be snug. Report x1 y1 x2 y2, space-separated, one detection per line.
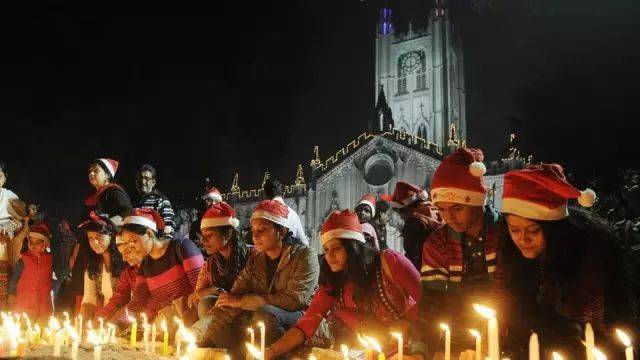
1 0 637 222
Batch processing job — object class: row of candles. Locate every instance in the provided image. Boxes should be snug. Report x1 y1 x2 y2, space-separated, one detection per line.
244 303 635 360
0 309 204 359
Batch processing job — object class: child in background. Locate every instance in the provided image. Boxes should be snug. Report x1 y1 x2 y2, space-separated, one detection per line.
8 223 53 321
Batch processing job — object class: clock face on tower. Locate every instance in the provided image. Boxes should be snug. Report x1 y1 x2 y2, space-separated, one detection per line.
399 50 425 76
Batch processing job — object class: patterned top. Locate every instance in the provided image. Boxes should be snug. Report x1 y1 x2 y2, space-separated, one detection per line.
130 236 204 319
194 244 252 293
139 190 176 235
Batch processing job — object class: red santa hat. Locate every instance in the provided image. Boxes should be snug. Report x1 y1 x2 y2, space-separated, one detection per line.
28 223 51 242
251 199 289 228
430 148 487 206
96 158 119 178
390 181 428 209
356 193 376 216
321 209 365 246
202 187 222 202
201 201 240 229
502 163 596 221
122 208 165 233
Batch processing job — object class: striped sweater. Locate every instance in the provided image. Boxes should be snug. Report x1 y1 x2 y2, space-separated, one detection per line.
139 190 176 235
130 236 204 319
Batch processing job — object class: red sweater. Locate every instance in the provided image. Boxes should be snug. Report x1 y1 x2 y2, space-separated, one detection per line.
95 265 139 320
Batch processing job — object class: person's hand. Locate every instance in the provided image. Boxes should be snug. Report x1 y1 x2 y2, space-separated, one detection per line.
215 293 241 308
8 295 16 307
187 292 200 308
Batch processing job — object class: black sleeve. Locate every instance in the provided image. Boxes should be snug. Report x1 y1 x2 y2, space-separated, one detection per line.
102 188 133 218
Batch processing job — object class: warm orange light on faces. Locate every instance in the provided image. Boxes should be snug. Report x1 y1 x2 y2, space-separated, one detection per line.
435 201 480 233
250 218 285 253
322 238 348 272
200 227 230 255
505 214 546 259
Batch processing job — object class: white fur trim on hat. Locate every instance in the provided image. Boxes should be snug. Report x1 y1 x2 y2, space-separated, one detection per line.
577 188 596 208
390 190 429 209
320 228 365 246
28 232 49 242
502 197 569 221
431 187 486 206
201 217 240 229
124 215 158 232
202 192 222 202
99 159 116 178
357 200 376 217
469 161 487 177
251 210 289 228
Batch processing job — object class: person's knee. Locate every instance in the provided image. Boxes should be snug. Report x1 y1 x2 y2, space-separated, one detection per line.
197 295 217 319
253 305 280 326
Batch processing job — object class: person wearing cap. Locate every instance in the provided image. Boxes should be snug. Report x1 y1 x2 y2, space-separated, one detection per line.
263 178 309 245
199 199 318 354
117 208 204 330
262 210 421 360
7 223 53 321
202 187 223 209
78 214 127 320
494 164 629 358
136 164 176 238
188 202 254 338
419 148 501 356
355 194 381 250
374 197 403 252
390 181 442 270
85 158 133 225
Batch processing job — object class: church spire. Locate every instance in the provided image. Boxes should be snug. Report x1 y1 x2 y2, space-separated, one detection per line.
377 7 394 36
372 85 394 133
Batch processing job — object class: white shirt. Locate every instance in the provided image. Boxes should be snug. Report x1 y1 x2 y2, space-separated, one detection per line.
273 197 309 245
81 265 113 306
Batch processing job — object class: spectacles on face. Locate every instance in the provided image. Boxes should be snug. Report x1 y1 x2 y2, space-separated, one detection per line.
116 234 140 254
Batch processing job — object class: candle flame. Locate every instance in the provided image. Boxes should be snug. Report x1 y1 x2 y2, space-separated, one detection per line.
364 336 382 353
592 347 607 360
439 323 450 331
68 327 79 342
160 319 168 332
141 313 148 324
616 328 632 347
257 321 265 330
224 355 231 360
247 327 255 335
357 334 370 348
125 308 136 323
469 329 481 338
473 304 496 319
245 343 263 359
390 332 402 340
309 355 318 360
551 351 564 360
174 316 182 325
87 330 102 346
48 316 61 331
341 344 349 358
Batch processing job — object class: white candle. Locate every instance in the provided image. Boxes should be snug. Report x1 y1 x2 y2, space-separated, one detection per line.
53 329 64 356
391 333 403 360
69 328 79 360
529 332 539 360
258 321 266 360
88 330 102 360
151 324 157 353
440 324 451 360
94 345 102 360
592 347 607 360
469 329 482 360
552 352 564 360
98 317 104 341
341 344 350 360
78 315 83 342
474 304 499 360
616 329 634 360
586 323 595 360
247 328 256 360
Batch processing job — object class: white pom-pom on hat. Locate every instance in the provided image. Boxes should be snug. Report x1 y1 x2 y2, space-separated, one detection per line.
469 161 486 177
230 218 240 228
577 188 596 207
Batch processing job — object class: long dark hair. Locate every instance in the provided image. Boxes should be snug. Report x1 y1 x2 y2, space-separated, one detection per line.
212 226 248 287
320 239 380 300
84 221 126 280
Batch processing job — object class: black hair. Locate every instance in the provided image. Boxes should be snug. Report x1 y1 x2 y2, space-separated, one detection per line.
263 178 284 199
0 162 7 175
85 226 126 280
90 159 114 182
375 199 390 214
139 164 158 179
320 239 380 299
204 225 249 288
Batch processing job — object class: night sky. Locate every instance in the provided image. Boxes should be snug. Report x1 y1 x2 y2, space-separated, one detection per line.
2 0 637 222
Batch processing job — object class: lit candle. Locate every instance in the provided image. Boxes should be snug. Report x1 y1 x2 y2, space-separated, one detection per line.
616 329 634 360
68 327 80 360
552 351 564 360
586 323 595 360
151 324 157 353
440 324 451 360
258 321 266 360
529 332 539 360
357 334 373 360
473 304 499 360
175 316 184 357
391 333 403 360
126 309 137 347
341 344 350 360
98 317 104 341
592 347 607 360
88 330 102 360
141 313 149 353
16 338 26 357
78 315 83 342
246 343 263 359
161 319 169 356
33 324 41 345
365 336 385 360
309 355 318 360
53 329 64 357
48 316 62 345
469 329 481 360
247 327 256 360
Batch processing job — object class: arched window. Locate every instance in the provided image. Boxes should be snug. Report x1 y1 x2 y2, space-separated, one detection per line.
398 50 427 94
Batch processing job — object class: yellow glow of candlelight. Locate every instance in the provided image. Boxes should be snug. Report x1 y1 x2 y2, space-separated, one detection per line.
473 304 496 319
616 329 632 347
48 317 61 331
125 308 136 324
246 343 263 359
357 334 370 348
391 332 402 340
87 330 101 345
247 327 255 335
160 319 168 332
341 344 349 358
68 327 79 342
309 355 318 360
224 355 231 360
592 347 607 360
364 336 382 353
439 323 450 331
87 320 93 330
469 329 481 338
552 351 564 360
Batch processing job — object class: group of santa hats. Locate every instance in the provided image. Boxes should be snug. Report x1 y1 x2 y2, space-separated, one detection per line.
199 198 290 231
430 147 596 221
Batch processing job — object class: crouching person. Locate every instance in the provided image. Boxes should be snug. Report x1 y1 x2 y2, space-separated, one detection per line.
194 200 319 356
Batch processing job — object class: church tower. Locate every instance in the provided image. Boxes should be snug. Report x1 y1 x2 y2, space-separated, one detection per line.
374 0 466 149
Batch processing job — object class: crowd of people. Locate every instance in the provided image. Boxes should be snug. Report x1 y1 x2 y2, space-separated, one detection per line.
0 149 637 359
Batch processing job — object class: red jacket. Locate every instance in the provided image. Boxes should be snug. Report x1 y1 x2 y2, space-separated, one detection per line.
13 251 53 319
